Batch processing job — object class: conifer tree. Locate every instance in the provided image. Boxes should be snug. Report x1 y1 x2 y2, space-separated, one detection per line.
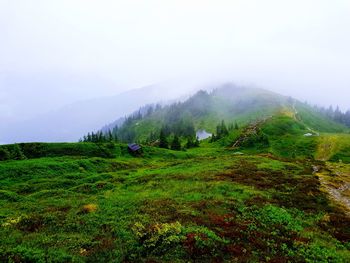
159 128 168 148
171 135 181 150
108 130 113 141
12 144 26 160
186 137 194 148
0 148 10 161
216 125 222 139
221 120 228 136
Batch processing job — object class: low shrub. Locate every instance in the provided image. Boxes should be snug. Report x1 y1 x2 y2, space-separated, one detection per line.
183 226 229 259
132 221 184 256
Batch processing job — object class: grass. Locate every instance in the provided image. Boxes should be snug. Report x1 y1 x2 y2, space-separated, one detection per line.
295 102 348 133
1 140 350 262
316 134 350 163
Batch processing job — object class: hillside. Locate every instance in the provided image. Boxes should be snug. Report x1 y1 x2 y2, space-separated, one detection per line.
1 140 350 262
104 85 348 144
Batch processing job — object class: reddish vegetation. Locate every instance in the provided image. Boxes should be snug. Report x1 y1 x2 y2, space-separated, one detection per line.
130 156 350 261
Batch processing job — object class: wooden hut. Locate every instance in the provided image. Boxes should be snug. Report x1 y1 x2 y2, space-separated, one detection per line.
128 143 142 155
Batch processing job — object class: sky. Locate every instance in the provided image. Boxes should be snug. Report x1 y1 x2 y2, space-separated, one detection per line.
1 0 350 124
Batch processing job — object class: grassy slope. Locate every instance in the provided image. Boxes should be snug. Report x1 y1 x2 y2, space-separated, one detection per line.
316 134 350 163
1 142 350 262
260 115 319 159
116 88 289 142
295 102 348 133
115 87 349 145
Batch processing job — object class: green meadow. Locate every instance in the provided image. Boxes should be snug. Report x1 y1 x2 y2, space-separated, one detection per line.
1 140 350 262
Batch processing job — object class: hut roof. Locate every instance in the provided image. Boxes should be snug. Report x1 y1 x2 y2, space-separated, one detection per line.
128 143 141 152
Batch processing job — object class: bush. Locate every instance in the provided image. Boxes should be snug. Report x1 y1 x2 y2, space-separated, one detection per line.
294 243 345 263
0 144 27 161
241 130 270 148
183 226 228 258
132 221 184 256
250 205 303 232
0 148 10 161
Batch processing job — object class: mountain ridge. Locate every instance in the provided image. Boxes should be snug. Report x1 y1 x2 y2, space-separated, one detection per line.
100 84 348 144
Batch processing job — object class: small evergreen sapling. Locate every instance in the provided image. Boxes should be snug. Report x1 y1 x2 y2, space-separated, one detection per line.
171 135 181 151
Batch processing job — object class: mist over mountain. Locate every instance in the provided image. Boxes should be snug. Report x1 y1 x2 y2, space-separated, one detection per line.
0 83 196 144
95 84 347 145
2 80 350 145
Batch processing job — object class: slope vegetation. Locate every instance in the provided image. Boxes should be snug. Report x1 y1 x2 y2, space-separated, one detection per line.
1 141 350 262
108 85 348 144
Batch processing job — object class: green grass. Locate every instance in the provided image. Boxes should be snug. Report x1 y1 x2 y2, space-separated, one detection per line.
0 142 120 161
295 102 348 133
316 134 350 163
1 141 350 262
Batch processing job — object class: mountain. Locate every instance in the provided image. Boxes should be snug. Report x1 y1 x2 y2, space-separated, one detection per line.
103 84 348 143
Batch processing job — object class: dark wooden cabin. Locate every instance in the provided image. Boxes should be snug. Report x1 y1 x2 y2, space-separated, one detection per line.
128 143 142 155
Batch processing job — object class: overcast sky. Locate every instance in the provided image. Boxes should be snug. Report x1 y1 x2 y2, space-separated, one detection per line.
1 0 350 123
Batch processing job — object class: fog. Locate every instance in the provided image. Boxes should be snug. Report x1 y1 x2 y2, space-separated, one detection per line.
1 0 350 143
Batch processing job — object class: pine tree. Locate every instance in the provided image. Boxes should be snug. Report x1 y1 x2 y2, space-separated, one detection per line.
221 120 228 136
345 110 350 127
216 124 222 139
112 126 119 139
12 144 26 160
186 137 194 148
327 106 334 118
171 135 181 151
146 106 154 116
108 130 113 141
0 148 10 161
91 132 96 142
334 106 343 123
159 128 168 148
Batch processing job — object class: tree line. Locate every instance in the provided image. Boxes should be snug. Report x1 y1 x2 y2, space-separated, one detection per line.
312 105 350 127
159 127 200 151
210 120 239 142
81 130 116 143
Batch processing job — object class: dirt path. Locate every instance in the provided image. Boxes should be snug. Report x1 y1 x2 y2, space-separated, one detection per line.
292 101 319 136
316 164 350 216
